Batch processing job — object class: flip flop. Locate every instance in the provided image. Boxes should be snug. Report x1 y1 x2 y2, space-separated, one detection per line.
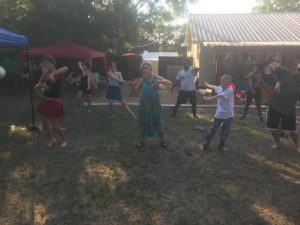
160 141 168 148
136 141 145 148
47 138 56 148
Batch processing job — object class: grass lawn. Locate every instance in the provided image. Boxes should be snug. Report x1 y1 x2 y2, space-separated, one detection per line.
0 88 299 225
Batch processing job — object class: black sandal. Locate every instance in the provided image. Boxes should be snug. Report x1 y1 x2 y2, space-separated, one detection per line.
160 141 168 148
136 141 145 148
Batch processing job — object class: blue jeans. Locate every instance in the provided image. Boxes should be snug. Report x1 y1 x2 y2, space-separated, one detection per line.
203 117 233 149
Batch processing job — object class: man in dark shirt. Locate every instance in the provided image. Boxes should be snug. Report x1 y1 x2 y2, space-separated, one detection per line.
266 63 300 153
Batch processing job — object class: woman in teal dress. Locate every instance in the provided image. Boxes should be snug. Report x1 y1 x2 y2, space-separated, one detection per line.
134 62 172 147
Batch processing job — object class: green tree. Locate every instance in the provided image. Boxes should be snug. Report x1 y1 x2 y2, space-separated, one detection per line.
0 0 198 53
253 0 300 12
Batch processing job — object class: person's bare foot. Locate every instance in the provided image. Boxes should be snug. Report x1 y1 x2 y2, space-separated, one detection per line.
60 141 68 148
47 138 56 148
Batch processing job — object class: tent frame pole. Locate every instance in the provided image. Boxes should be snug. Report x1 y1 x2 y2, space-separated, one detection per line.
26 49 36 131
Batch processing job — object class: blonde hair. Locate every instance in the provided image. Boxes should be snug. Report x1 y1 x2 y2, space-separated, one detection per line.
221 74 232 82
140 62 152 70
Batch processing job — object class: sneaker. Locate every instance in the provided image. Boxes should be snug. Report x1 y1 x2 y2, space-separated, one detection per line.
193 114 199 118
136 141 145 148
160 141 168 148
47 138 56 148
219 147 228 152
199 144 208 151
60 141 68 148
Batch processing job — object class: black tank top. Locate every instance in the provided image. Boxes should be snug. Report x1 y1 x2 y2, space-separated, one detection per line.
43 80 62 98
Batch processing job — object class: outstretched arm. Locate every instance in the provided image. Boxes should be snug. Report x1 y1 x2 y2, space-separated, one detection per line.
132 78 142 91
157 75 172 86
203 94 223 101
35 73 48 88
204 81 214 89
52 67 69 79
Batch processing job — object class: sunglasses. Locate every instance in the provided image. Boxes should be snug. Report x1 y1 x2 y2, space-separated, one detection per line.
141 64 152 70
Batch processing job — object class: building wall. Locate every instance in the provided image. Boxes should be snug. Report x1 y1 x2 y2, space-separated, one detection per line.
198 46 216 84
192 45 300 85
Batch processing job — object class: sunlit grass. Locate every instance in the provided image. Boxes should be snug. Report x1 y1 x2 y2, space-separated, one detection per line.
247 153 300 185
9 124 32 138
0 150 12 161
81 158 129 191
252 203 294 225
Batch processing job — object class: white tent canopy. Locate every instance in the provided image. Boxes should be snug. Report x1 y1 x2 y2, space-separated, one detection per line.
140 50 178 74
140 50 178 61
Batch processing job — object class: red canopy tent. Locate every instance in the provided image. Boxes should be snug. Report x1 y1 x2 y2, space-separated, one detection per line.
29 42 107 74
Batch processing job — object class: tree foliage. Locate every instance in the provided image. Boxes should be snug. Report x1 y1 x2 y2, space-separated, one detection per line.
253 0 300 12
0 0 197 54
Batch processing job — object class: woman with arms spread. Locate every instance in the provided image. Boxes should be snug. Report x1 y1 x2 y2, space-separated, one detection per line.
133 62 172 147
106 62 137 119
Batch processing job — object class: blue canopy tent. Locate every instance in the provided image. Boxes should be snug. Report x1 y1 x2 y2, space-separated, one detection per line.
0 27 36 130
0 27 29 47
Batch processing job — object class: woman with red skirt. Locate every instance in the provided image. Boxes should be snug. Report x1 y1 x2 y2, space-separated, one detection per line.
35 55 69 148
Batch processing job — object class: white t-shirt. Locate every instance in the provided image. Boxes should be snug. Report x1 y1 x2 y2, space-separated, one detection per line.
107 71 123 86
176 68 196 91
213 86 234 119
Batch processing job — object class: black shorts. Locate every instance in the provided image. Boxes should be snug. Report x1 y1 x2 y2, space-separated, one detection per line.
177 90 196 105
266 107 296 132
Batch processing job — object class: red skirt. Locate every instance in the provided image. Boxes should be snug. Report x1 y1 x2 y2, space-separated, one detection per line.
37 98 64 118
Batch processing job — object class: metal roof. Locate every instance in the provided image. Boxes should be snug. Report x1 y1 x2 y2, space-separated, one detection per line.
188 13 300 46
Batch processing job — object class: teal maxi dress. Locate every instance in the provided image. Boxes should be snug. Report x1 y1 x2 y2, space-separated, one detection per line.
139 76 162 137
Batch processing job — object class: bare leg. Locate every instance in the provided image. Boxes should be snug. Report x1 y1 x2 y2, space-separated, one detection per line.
290 132 300 153
86 94 92 113
41 115 55 146
270 130 281 150
158 129 165 143
158 129 167 147
139 130 145 143
120 100 137 119
76 91 83 111
108 100 115 117
51 118 67 147
136 130 145 147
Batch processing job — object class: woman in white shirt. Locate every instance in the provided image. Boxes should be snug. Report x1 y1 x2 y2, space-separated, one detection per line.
106 62 137 119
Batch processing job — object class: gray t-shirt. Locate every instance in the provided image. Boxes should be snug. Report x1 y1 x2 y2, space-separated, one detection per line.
269 67 300 116
107 71 123 86
176 68 196 91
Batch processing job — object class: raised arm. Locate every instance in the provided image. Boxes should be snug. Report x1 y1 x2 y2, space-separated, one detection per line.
52 66 69 79
35 72 48 88
132 78 142 91
157 75 172 86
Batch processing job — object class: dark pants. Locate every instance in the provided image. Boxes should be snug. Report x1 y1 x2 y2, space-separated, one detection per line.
241 88 263 121
172 90 197 116
203 117 233 149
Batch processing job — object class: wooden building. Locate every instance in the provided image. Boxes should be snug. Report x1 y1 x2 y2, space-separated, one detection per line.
183 13 300 85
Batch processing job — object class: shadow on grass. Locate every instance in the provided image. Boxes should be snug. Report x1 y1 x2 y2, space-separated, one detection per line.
0 91 299 225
